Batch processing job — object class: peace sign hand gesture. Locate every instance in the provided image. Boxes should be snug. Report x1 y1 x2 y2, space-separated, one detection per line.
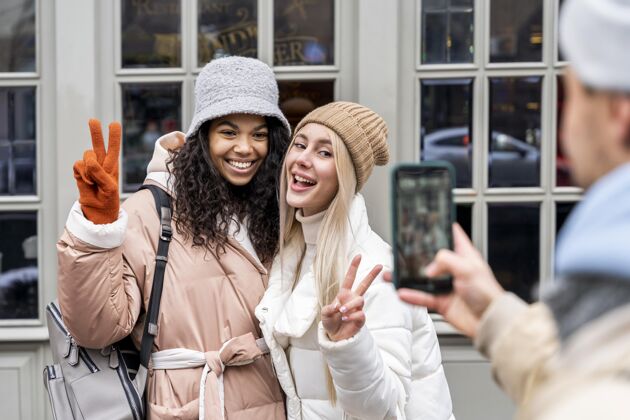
321 255 383 342
73 119 122 224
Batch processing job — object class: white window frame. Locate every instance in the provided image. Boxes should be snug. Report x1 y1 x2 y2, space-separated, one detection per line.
0 0 56 339
399 0 582 334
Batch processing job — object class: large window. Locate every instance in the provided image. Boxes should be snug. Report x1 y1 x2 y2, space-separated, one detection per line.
416 0 580 302
0 0 41 322
115 0 344 193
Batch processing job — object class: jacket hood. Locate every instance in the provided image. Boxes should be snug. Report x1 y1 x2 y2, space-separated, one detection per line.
144 131 185 192
555 162 630 279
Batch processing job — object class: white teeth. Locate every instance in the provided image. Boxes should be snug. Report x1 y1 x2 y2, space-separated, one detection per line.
229 160 253 169
295 175 316 185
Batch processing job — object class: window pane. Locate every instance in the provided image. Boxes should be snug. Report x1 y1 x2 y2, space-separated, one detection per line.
490 0 543 63
198 0 257 65
0 0 36 72
0 87 36 196
456 203 472 238
421 1 474 64
274 0 334 66
0 212 37 319
122 83 181 193
488 203 540 303
121 0 181 68
489 77 541 187
279 80 334 130
421 79 473 188
555 202 575 235
556 75 574 186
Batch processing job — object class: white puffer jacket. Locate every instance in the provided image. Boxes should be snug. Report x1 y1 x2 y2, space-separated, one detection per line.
255 194 454 420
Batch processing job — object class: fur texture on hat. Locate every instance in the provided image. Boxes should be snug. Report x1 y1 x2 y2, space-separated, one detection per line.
186 56 291 139
294 101 389 191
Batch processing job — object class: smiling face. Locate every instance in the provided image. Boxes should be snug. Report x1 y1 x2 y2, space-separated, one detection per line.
285 123 340 216
208 114 269 186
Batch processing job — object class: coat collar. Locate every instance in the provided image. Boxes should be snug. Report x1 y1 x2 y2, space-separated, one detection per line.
260 194 372 338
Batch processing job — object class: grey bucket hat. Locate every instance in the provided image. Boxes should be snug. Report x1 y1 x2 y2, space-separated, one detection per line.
186 56 291 140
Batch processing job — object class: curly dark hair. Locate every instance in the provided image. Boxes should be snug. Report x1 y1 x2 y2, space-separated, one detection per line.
168 117 290 265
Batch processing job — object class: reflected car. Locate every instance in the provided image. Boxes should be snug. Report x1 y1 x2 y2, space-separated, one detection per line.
422 127 540 188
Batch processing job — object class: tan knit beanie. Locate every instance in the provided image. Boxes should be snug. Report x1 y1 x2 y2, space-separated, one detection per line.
293 101 389 191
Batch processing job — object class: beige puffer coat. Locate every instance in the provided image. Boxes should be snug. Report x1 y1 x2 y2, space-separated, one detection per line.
56 132 285 419
476 293 630 420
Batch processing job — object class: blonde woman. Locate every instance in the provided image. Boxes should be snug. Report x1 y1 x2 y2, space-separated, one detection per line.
256 102 454 419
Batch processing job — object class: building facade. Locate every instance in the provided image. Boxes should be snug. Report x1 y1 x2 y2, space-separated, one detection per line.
0 0 577 418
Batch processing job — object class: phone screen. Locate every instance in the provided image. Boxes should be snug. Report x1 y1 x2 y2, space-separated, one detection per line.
393 164 454 293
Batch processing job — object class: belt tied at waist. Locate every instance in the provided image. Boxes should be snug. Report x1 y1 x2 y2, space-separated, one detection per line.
151 332 270 420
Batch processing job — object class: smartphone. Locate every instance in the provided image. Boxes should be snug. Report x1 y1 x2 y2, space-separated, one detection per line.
391 162 455 293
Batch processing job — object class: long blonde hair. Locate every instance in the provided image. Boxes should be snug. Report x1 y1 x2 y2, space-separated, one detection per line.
278 125 357 403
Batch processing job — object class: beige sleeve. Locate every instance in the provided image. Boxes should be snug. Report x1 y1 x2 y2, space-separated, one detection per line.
56 191 156 348
474 293 559 404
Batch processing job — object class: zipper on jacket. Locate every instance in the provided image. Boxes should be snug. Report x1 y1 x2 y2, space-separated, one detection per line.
115 346 143 420
47 303 100 373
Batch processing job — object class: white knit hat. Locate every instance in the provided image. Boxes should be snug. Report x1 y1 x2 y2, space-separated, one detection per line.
560 0 630 92
186 56 291 139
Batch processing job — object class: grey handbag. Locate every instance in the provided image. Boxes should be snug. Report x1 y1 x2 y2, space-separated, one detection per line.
43 185 172 420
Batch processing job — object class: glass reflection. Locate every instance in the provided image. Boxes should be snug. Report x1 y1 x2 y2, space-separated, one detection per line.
0 87 36 196
274 0 334 66
421 79 473 188
422 0 474 64
0 212 38 319
0 0 35 72
121 0 181 68
556 76 574 186
198 0 257 65
456 204 472 238
555 202 575 235
278 80 334 129
490 0 543 63
489 203 540 303
122 83 181 192
489 77 541 187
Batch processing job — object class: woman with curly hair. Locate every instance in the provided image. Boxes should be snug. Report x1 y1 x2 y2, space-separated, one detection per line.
57 57 290 419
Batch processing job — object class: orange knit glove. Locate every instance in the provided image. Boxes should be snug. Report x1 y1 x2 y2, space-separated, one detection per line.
73 119 121 224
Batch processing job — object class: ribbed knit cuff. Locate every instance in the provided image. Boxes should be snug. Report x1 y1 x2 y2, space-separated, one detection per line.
66 201 127 249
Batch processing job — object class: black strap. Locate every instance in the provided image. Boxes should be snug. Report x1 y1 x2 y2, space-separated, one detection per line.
137 185 172 368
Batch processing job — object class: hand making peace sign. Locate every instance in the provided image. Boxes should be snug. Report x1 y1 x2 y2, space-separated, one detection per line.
73 119 122 224
321 255 383 342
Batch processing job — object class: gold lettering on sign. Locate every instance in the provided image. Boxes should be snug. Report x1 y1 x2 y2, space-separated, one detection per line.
200 22 258 59
199 1 232 15
274 36 320 66
131 0 180 17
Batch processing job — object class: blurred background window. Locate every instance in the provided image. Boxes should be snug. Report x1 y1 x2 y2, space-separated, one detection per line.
420 78 473 188
121 83 181 192
490 0 543 63
0 212 38 319
198 0 257 66
278 80 334 129
0 0 36 73
274 0 335 66
488 77 542 188
0 87 36 196
421 0 474 64
121 0 182 68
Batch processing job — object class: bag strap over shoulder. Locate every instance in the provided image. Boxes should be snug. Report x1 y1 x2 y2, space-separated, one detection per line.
138 184 172 368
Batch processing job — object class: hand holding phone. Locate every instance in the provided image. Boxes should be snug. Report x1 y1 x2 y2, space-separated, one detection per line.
391 162 455 293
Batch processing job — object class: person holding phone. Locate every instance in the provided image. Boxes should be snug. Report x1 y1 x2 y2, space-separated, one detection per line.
393 1 630 419
57 57 290 419
256 102 454 420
